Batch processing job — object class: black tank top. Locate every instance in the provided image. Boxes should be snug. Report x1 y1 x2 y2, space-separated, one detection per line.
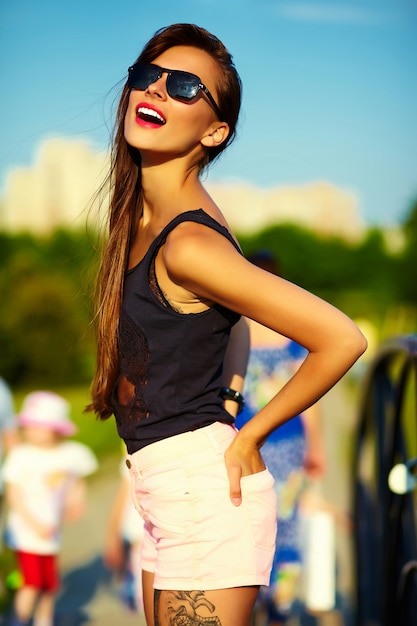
112 209 242 454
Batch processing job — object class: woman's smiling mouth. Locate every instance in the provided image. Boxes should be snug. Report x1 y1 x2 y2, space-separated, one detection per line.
136 103 166 127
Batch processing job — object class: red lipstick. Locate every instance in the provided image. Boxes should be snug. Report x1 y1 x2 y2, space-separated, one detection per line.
135 102 166 128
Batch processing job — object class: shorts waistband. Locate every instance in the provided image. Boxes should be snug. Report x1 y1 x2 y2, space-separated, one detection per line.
126 421 236 472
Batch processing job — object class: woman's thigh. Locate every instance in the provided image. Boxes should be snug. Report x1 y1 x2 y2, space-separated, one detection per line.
143 569 156 626
154 586 259 626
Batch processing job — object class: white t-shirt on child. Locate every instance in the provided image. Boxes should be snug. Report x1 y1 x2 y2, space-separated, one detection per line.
1 441 98 554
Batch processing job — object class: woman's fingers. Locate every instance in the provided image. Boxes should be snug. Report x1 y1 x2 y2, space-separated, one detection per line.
226 462 243 507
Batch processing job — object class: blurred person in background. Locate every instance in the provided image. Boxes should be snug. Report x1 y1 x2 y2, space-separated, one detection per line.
235 251 326 626
0 378 19 512
104 452 145 614
1 391 98 626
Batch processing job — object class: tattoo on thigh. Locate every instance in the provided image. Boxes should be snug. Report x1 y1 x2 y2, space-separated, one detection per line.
154 590 222 625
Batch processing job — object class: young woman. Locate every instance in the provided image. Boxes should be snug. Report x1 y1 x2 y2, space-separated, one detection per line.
89 23 367 626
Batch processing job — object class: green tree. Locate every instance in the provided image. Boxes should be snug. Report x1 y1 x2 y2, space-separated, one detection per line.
400 198 417 304
0 230 97 386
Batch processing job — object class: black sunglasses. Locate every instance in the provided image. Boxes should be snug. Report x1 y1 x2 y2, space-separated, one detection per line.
127 63 223 119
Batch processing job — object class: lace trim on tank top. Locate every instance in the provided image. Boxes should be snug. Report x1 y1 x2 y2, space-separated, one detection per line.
114 309 150 427
149 256 183 313
114 254 183 425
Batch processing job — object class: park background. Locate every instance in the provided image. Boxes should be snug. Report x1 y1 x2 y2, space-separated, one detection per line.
0 0 416 624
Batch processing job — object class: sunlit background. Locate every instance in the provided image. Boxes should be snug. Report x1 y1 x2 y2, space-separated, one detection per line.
1 3 417 623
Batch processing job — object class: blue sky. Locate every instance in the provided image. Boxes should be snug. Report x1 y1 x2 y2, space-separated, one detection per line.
0 0 416 226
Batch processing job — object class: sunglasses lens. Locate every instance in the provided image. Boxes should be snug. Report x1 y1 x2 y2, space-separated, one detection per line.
128 64 160 90
167 71 200 102
127 65 208 107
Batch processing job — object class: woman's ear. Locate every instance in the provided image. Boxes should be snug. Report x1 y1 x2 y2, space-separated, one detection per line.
201 121 230 149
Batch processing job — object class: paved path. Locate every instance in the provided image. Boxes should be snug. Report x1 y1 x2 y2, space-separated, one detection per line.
56 454 146 625
54 378 360 626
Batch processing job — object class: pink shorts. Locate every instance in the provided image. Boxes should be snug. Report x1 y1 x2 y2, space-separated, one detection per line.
126 422 277 591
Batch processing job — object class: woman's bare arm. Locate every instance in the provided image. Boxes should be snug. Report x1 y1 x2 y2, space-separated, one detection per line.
164 223 367 503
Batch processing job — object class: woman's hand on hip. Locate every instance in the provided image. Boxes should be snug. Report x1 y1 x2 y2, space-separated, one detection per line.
224 432 265 506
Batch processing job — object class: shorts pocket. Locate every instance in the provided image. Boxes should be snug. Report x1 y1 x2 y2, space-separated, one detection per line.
241 468 277 550
138 461 189 536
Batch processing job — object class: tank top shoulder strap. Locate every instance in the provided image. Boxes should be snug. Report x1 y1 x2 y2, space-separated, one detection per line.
149 209 242 258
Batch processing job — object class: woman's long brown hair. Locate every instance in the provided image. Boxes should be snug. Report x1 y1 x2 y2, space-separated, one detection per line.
89 24 242 419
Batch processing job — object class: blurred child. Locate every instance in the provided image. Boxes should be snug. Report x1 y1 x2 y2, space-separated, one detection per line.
1 391 98 626
104 457 145 614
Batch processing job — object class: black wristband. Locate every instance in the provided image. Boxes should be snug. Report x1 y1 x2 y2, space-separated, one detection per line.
219 387 245 414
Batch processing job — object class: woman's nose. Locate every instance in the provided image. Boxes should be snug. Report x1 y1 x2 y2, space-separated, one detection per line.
146 73 167 98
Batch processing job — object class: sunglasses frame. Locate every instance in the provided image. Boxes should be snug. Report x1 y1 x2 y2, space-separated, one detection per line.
127 62 223 120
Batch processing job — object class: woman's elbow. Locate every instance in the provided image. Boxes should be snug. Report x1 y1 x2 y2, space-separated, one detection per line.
345 324 368 363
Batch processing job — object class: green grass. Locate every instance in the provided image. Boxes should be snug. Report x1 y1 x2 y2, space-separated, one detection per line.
0 546 17 615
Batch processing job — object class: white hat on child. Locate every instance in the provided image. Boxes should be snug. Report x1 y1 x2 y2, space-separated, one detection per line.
17 391 77 436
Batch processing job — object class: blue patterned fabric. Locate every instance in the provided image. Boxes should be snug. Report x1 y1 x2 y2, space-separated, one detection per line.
235 341 308 618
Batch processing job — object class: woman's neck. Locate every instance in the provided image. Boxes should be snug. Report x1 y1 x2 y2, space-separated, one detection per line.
140 159 203 223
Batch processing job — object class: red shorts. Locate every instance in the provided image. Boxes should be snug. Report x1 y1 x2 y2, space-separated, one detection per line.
16 551 60 592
